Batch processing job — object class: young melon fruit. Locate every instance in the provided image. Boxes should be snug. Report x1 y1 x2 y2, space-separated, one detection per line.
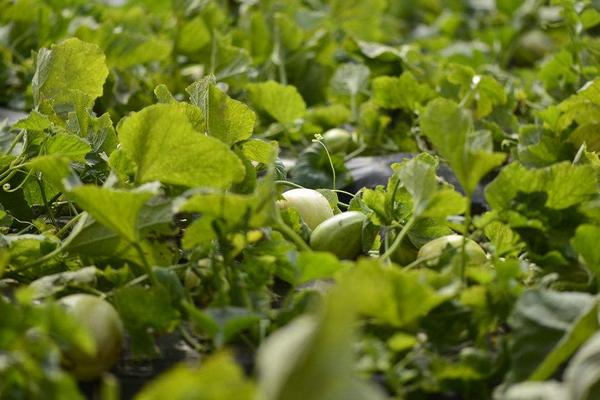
310 211 367 260
278 188 334 230
59 294 124 381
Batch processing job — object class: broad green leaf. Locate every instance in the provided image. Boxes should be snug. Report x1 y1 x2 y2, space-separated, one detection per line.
118 103 244 188
177 17 211 53
529 298 599 381
295 251 347 285
329 0 386 41
581 7 600 29
154 84 177 104
240 139 278 164
2 234 60 270
485 162 598 211
66 183 158 243
501 382 568 400
420 98 505 196
176 188 274 228
186 79 256 145
247 81 306 124
565 332 600 400
569 123 600 152
483 221 523 257
32 38 108 109
207 85 255 145
341 259 445 327
78 25 172 69
202 307 263 347
176 181 277 248
27 156 74 191
65 199 175 265
393 156 466 219
274 12 303 51
572 225 600 280
207 36 251 80
507 289 596 382
113 285 180 356
446 65 507 118
12 111 52 131
29 267 97 299
557 80 600 130
43 133 91 162
540 50 579 93
135 352 255 400
330 63 370 97
257 288 385 400
372 72 432 110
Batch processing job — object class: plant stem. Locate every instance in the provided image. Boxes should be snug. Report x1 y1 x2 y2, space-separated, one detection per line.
274 218 311 252
460 194 473 282
56 213 84 238
37 176 56 226
275 180 305 189
313 139 336 189
381 216 416 262
132 242 159 286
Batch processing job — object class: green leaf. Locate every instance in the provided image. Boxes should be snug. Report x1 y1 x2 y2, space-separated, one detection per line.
2 234 59 270
483 221 523 257
65 198 174 264
420 98 505 196
66 183 158 243
177 17 211 53
135 352 255 400
79 26 172 69
206 36 251 80
507 289 596 382
540 50 579 92
247 81 306 124
113 285 180 356
557 80 600 130
176 181 277 249
12 111 52 131
528 299 599 381
154 84 177 104
341 259 445 327
118 103 244 188
485 162 598 211
27 156 74 191
329 0 386 41
395 156 465 218
202 307 263 347
330 63 370 97
257 288 385 400
564 332 600 400
239 139 278 164
186 79 256 145
569 123 600 152
501 382 568 400
372 72 432 110
294 251 347 285
32 38 108 110
29 267 97 299
43 133 91 162
207 85 256 145
572 225 600 280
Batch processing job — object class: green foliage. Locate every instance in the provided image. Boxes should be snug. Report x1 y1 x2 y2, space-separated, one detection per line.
135 352 256 400
2 1 600 399
247 81 306 124
118 103 245 188
32 38 108 110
